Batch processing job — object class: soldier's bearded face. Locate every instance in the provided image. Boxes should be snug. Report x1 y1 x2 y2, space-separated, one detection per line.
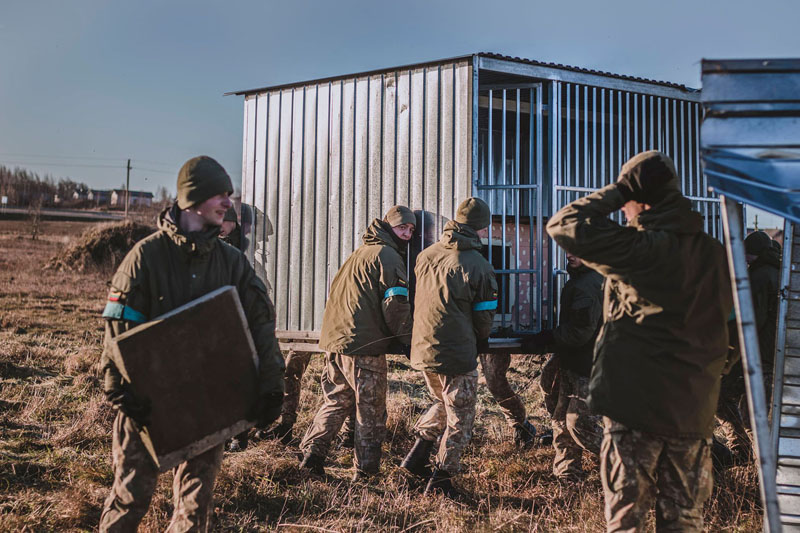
194 193 232 229
392 223 415 242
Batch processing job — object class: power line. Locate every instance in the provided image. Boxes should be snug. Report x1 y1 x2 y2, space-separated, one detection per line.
0 161 126 170
0 153 175 169
0 152 127 162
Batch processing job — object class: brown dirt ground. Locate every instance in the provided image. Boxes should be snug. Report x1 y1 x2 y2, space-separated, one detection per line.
0 219 762 532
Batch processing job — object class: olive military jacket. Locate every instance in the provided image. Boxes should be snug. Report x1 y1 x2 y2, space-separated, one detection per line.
318 219 412 355
101 206 285 396
554 266 604 377
547 184 732 438
411 220 498 375
750 245 780 372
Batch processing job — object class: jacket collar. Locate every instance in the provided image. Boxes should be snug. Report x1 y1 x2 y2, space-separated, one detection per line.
630 191 703 235
158 205 220 256
440 220 483 251
362 219 403 253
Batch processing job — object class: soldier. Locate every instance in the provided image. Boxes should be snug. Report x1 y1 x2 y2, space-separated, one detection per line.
299 206 415 480
400 197 497 499
547 151 732 532
219 206 242 250
523 252 604 480
744 230 780 407
99 156 285 532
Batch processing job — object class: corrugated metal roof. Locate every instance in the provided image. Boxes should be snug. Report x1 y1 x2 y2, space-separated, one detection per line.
479 52 696 92
227 52 698 96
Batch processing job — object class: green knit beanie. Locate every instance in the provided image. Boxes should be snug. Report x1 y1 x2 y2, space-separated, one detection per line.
454 197 491 230
384 205 416 227
176 156 234 209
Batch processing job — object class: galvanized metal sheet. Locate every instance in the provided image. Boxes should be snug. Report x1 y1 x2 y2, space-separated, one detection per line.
242 60 473 332
108 286 259 472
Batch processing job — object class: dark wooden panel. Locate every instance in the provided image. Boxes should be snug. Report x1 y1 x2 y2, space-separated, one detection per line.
109 286 259 471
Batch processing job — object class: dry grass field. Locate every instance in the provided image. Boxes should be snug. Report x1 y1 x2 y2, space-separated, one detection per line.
0 218 762 531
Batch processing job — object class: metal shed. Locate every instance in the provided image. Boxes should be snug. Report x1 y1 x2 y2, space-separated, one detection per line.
231 53 715 341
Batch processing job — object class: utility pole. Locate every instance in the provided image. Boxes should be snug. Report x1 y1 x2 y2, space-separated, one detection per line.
125 158 131 218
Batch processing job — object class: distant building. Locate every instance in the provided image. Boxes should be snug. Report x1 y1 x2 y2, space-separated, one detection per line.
110 189 154 208
88 189 112 204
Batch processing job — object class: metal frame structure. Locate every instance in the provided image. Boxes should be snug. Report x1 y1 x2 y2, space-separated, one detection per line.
700 58 800 532
233 53 710 342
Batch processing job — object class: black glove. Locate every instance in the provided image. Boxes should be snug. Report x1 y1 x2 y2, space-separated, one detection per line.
520 329 555 353
476 337 490 354
104 366 151 426
401 344 411 360
251 392 283 428
615 153 677 205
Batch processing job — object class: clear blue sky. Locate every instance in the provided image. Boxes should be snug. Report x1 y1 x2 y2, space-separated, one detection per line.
1 0 796 226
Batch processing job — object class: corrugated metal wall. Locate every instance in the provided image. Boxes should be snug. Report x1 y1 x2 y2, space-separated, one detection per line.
241 59 473 333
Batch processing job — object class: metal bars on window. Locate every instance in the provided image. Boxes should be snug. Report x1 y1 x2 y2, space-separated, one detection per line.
476 84 544 333
549 82 716 326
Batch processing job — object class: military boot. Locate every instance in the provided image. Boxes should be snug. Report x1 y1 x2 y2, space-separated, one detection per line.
299 452 326 476
400 438 435 479
513 420 538 448
424 468 468 502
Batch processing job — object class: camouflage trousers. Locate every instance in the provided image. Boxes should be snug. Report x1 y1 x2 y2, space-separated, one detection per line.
552 369 602 478
716 365 751 457
280 350 354 433
413 370 479 475
479 353 527 427
281 350 313 426
600 417 713 533
300 352 387 473
99 413 224 533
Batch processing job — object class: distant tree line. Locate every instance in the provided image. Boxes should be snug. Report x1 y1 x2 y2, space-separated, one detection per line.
0 165 91 208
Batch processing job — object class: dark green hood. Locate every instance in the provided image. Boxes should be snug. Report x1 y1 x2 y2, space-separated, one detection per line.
440 220 483 251
158 205 220 256
363 219 405 253
630 191 703 235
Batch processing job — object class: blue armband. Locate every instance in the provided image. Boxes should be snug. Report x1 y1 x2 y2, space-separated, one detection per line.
472 300 498 311
102 302 147 324
384 286 409 299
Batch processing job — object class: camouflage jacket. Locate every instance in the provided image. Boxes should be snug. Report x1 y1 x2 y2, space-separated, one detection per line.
547 184 732 438
100 206 285 395
411 220 498 375
318 219 412 355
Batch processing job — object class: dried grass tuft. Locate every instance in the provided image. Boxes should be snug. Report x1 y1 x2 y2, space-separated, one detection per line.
43 220 154 273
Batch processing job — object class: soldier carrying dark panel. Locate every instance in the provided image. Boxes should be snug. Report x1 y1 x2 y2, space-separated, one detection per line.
98 156 285 532
547 151 732 532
